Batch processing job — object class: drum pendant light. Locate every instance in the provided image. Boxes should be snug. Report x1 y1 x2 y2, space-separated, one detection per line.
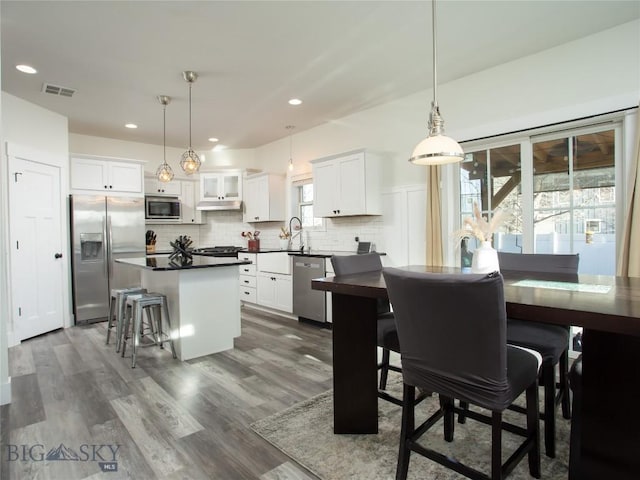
409 0 464 165
180 71 201 175
156 95 174 182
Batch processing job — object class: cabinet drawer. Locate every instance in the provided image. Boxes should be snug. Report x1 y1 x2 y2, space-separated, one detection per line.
239 264 256 276
238 253 257 263
240 286 256 303
239 275 256 288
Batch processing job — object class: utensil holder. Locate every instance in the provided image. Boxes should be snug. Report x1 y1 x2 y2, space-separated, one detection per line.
248 239 260 251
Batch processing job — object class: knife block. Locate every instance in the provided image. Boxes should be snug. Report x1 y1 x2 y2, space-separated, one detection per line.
146 245 156 254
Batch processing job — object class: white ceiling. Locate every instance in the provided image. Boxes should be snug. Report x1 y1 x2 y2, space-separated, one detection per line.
2 1 638 151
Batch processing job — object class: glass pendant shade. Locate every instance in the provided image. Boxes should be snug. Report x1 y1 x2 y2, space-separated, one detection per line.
180 71 201 175
180 149 201 175
409 103 464 165
156 162 174 182
156 95 175 182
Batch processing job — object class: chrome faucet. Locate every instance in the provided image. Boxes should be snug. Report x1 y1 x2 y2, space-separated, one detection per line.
289 216 303 252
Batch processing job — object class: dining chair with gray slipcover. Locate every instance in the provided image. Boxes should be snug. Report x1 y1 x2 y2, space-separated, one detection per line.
498 251 578 458
383 268 541 480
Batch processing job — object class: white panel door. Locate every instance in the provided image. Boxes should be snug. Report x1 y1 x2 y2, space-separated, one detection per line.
406 187 427 265
380 190 407 267
9 155 64 341
380 185 426 267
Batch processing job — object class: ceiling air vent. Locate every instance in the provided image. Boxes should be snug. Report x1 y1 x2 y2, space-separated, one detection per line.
42 83 76 97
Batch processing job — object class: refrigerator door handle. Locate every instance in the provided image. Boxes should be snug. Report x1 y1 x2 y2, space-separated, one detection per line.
105 214 112 280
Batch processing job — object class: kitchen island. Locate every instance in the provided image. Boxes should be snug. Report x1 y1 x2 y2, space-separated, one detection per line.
116 256 251 361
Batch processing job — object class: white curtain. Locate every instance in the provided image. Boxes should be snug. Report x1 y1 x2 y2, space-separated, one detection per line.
617 107 640 277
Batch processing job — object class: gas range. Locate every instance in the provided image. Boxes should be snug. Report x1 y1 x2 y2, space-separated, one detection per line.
192 246 244 258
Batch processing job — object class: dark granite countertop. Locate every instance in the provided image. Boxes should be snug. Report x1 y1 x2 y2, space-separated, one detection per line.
240 248 372 258
116 256 251 271
288 250 386 258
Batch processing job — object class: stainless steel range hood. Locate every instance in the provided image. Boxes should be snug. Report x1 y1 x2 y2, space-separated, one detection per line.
196 200 243 211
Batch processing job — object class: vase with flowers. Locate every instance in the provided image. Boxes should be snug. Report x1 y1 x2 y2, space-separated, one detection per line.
279 227 291 250
242 230 261 251
453 203 507 274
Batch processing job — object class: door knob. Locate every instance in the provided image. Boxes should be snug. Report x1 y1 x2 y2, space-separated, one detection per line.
54 253 63 259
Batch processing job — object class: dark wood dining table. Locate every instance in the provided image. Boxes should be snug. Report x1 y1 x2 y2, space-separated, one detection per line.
312 265 640 480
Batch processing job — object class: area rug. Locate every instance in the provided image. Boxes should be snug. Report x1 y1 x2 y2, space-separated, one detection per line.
251 379 570 480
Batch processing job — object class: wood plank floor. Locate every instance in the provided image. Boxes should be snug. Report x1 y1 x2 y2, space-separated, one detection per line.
1 307 333 480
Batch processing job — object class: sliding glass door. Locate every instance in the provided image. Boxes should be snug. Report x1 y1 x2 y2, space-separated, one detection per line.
459 124 619 275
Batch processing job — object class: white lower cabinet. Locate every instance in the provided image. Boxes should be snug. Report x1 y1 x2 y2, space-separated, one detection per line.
256 272 292 313
239 252 293 314
238 253 257 303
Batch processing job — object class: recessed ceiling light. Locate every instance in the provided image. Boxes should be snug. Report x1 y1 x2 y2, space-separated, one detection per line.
208 137 219 143
125 123 138 129
288 98 302 106
16 64 37 74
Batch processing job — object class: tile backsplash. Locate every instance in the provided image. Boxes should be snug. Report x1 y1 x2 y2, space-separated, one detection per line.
147 212 384 252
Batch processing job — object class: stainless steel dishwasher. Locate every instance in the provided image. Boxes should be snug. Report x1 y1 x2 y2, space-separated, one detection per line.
293 256 326 323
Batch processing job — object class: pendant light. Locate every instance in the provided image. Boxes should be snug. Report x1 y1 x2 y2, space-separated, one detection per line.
155 95 174 182
286 125 295 171
409 0 464 165
180 71 201 175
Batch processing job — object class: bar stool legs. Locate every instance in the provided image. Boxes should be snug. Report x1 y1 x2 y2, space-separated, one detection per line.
121 293 177 368
106 287 146 349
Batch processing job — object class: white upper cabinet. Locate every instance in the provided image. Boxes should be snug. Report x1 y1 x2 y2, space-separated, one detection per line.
311 150 381 217
144 177 181 196
71 156 144 194
180 180 202 224
243 173 286 222
200 171 242 201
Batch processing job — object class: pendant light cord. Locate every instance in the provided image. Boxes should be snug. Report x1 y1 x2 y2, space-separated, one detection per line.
188 82 193 149
163 103 167 164
432 0 438 107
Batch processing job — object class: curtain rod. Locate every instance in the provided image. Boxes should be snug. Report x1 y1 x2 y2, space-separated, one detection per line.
460 105 638 145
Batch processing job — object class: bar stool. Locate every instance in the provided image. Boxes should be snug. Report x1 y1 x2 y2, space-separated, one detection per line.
106 287 147 351
120 292 177 368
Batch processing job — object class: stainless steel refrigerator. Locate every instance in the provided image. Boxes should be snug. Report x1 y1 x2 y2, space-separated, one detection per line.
69 195 145 324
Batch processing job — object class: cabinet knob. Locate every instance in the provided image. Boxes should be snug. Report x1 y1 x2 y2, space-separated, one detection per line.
254 217 259 220
104 185 108 189
54 253 63 259
109 185 113 189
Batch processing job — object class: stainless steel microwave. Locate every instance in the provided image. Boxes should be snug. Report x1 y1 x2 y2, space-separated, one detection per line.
145 196 181 220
